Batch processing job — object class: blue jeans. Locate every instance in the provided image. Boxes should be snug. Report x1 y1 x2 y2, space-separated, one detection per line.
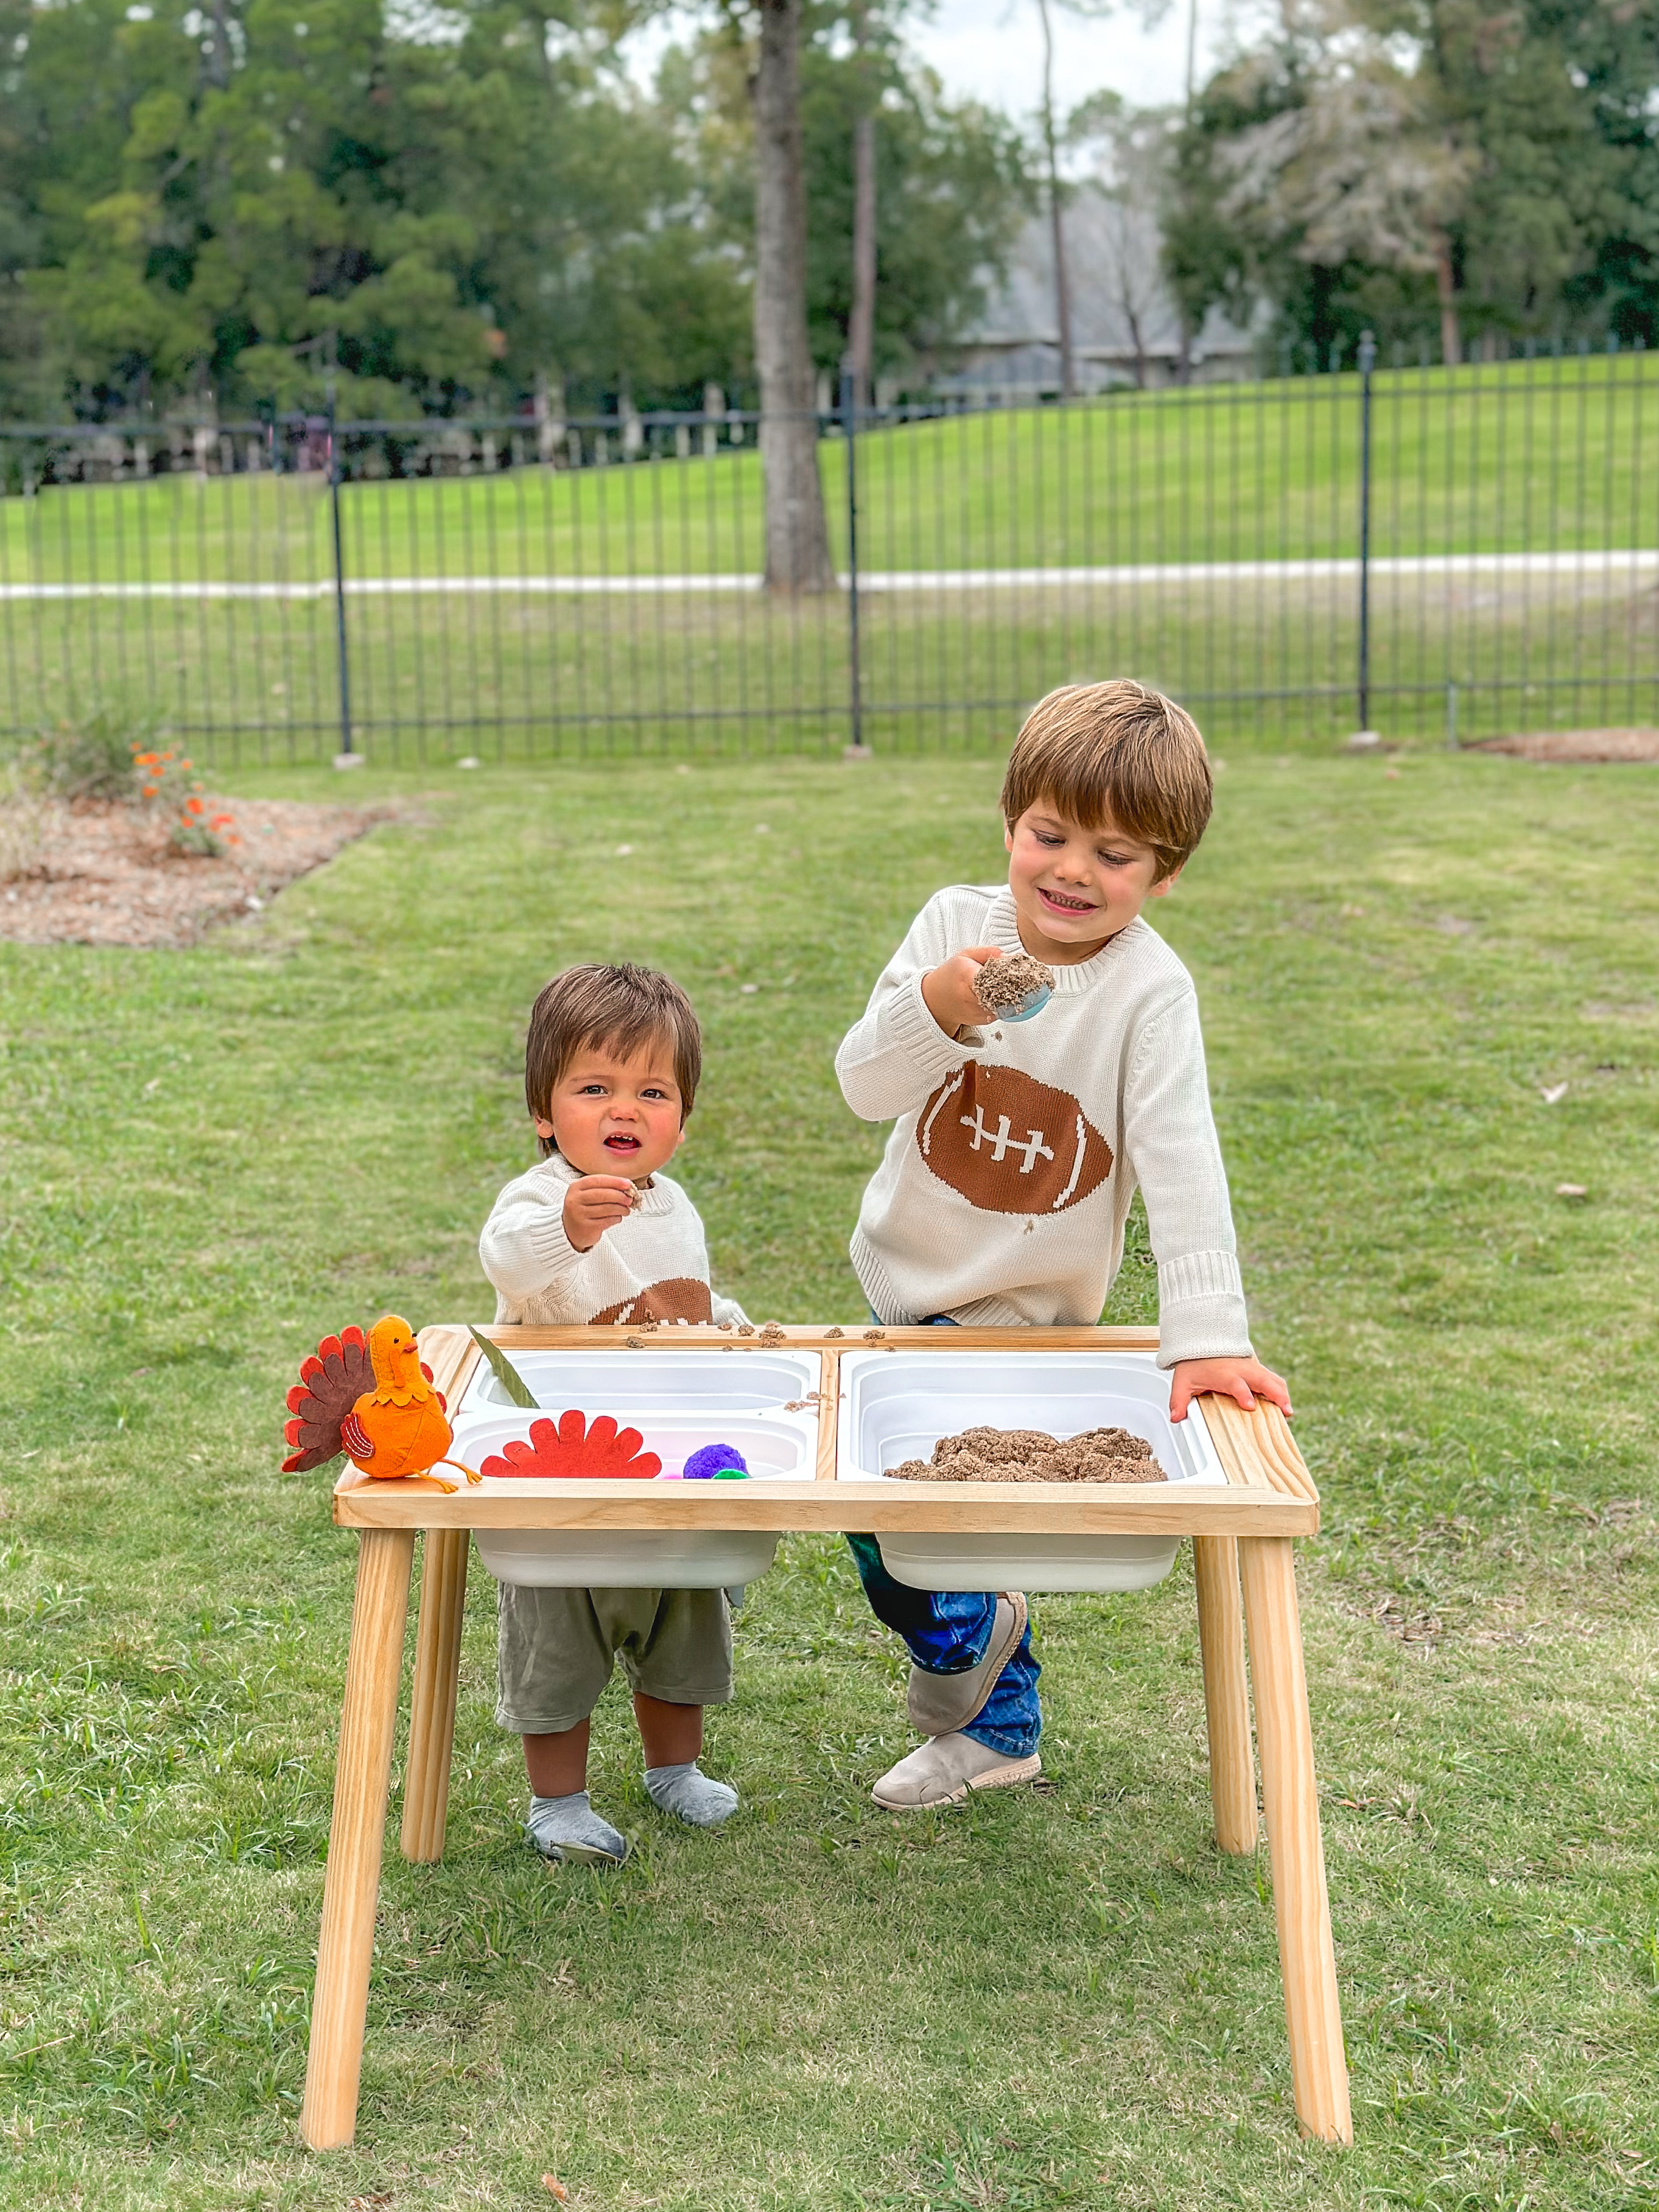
846 1315 1042 1760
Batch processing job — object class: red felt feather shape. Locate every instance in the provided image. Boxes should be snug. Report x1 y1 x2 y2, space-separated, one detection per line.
281 1325 373 1471
479 1410 661 1480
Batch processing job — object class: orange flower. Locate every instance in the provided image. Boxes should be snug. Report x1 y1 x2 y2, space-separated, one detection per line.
134 751 158 768
141 783 158 797
210 813 234 830
184 796 205 815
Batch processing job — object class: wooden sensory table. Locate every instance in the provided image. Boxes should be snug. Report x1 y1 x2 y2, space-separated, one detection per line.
300 1322 1351 2152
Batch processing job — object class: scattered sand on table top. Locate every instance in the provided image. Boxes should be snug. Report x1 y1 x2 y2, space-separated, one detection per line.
973 949 1054 1016
0 796 390 948
890 1424 1164 1484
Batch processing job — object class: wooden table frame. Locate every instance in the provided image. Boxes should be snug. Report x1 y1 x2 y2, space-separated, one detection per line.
300 1323 1351 2151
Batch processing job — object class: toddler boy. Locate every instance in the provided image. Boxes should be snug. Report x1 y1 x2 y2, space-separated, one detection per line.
836 680 1289 1811
479 962 746 1863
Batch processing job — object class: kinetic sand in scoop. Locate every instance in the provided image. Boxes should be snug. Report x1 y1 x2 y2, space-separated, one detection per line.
973 950 1054 1017
889 1425 1164 1485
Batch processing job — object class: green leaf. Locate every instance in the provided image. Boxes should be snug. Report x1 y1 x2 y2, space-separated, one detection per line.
468 1326 539 1409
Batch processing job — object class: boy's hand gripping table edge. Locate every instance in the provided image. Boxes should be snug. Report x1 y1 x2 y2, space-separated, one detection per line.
299 1323 1352 2152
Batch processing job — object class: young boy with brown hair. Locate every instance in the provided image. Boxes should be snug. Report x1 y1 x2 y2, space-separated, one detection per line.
836 679 1290 1811
479 962 746 1863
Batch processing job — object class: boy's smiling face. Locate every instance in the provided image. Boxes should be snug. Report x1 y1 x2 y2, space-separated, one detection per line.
536 1037 686 1183
1005 800 1177 962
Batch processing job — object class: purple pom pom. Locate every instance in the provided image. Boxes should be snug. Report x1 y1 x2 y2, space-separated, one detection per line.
683 1442 748 1481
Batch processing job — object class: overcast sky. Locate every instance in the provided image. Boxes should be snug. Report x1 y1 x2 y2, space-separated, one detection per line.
625 1 1267 135
907 0 1210 118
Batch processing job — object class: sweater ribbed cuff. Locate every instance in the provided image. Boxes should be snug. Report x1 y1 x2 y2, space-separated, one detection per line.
1155 1250 1252 1368
886 971 977 1084
525 1195 585 1278
1159 1249 1243 1306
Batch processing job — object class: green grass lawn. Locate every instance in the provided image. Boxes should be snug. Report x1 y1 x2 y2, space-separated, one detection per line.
5 355 1656 588
2 751 1657 2209
10 568 1657 768
7 358 1657 761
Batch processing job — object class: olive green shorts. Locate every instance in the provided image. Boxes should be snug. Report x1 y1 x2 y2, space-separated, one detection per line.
495 1583 734 1735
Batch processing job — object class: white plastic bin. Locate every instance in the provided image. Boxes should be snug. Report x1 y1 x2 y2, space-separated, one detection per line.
836 1348 1221 1594
455 1347 820 1588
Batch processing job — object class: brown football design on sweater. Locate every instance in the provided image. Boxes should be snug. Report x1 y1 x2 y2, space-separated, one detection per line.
916 1062 1113 1216
591 1278 715 1326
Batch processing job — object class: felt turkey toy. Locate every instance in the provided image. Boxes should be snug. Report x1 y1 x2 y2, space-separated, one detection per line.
282 1315 482 1492
480 1410 661 1480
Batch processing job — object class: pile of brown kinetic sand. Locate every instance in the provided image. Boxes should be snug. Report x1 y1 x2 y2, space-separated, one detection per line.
973 950 1054 1017
889 1426 1164 1484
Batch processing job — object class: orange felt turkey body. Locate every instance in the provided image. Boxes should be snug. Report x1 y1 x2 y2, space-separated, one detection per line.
282 1315 481 1492
480 1410 661 1480
341 1387 456 1482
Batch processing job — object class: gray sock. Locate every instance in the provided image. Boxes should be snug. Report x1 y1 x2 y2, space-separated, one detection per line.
644 1762 739 1827
525 1791 628 1864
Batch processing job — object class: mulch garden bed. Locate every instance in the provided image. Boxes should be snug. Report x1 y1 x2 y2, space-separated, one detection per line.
0 797 390 949
1471 727 1659 761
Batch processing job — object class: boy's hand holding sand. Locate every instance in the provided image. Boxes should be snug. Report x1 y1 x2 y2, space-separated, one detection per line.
920 945 1005 1034
561 1175 641 1251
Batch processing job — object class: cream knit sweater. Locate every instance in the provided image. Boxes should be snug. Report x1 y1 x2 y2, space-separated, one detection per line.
836 883 1252 1367
479 1152 748 1329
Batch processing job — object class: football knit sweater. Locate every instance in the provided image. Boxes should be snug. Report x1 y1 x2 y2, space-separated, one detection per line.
836 883 1252 1367
479 1152 748 1329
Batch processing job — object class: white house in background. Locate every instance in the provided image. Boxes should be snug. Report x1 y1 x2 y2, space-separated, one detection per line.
938 182 1260 395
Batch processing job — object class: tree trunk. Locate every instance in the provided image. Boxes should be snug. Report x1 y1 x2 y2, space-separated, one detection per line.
1036 0 1074 400
1176 0 1198 383
849 111 877 407
205 0 233 89
751 0 835 592
1434 236 1461 367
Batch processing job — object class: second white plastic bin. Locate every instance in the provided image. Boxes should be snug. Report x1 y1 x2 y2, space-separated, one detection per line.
835 1347 1220 1593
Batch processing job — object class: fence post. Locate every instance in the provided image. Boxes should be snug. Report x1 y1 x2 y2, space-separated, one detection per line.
840 362 866 755
1356 329 1376 735
327 381 357 765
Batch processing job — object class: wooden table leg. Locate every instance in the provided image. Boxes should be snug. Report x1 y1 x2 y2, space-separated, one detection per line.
300 1527 416 2152
1237 1535 1353 2146
1193 1534 1257 1855
401 1527 469 1864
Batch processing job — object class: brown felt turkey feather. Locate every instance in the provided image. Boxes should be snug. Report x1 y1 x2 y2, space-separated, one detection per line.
282 1327 374 1471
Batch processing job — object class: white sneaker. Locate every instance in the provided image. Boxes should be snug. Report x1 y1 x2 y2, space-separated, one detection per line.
905 1592 1028 1737
871 1731 1042 1810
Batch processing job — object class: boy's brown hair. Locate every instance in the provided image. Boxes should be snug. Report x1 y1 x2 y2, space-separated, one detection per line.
999 679 1212 880
524 964 702 1157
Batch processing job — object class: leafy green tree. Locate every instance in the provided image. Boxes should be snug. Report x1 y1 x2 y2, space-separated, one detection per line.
0 0 207 410
669 10 1035 391
4 0 494 415
0 0 748 416
798 31 1034 386
1166 0 1659 362
396 0 748 411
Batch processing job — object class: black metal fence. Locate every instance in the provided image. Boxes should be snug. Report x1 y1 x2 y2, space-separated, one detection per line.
3 343 1657 763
